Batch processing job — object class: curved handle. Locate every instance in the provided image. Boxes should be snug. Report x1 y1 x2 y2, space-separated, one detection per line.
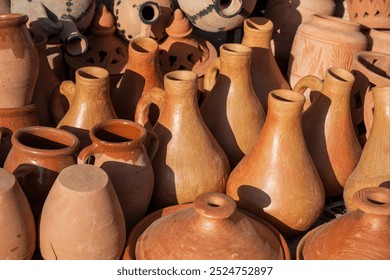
144 130 159 161
60 80 77 107
292 75 324 95
77 143 103 164
203 57 221 93
135 87 166 130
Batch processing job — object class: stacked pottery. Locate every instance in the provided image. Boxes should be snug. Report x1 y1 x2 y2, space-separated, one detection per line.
135 70 230 210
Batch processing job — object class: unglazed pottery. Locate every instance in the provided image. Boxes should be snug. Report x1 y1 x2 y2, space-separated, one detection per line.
297 187 390 259
0 168 35 260
177 0 257 32
265 0 336 73
200 43 266 168
135 70 230 210
78 119 159 233
57 66 117 150
346 0 390 29
344 87 390 211
3 126 79 223
367 28 390 55
293 68 362 198
288 15 367 89
127 193 290 260
226 89 325 238
40 164 126 260
113 37 163 121
241 17 290 112
0 13 39 108
113 0 174 42
0 0 10 13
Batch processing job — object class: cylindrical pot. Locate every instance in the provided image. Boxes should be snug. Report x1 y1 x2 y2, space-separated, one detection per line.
78 119 159 233
0 13 39 107
0 168 35 260
297 187 390 259
367 28 390 55
40 164 126 260
345 0 390 29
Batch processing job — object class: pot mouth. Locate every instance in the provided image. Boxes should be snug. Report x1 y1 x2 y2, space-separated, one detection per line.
353 187 390 215
165 70 197 82
193 192 236 220
355 51 390 81
215 0 242 18
76 66 109 80
0 13 28 28
244 17 273 32
221 43 251 55
131 37 159 54
328 67 355 83
65 33 88 56
139 1 161 25
270 89 306 103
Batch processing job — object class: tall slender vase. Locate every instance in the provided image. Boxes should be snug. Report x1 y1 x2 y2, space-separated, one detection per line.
135 70 230 210
226 89 325 238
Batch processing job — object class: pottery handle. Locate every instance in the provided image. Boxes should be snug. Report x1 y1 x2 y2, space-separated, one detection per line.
144 130 159 161
60 80 77 107
203 58 221 93
135 87 165 130
292 75 324 95
77 143 103 164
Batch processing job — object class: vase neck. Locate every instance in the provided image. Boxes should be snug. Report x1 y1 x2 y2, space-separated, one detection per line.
267 90 305 121
242 17 273 49
369 87 390 134
321 67 355 106
219 44 252 74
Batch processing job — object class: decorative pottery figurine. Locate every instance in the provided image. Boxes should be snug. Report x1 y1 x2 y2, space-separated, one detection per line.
56 66 117 150
200 43 266 168
113 0 174 42
297 187 390 260
133 192 290 260
344 87 390 211
0 168 35 260
40 164 126 260
78 119 159 233
345 0 390 29
226 89 325 238
113 37 163 121
3 126 79 223
135 70 230 210
177 0 257 32
241 17 290 112
293 68 362 198
288 15 367 89
0 13 39 108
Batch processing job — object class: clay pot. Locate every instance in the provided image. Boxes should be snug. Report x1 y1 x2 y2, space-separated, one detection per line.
297 187 390 259
125 192 290 260
345 0 390 29
241 17 290 113
265 0 336 74
0 104 39 166
0 0 10 13
288 15 367 89
0 13 39 108
344 87 390 211
56 66 117 150
367 28 390 55
176 0 257 32
226 89 325 238
78 119 159 233
135 70 230 210
113 0 174 42
113 37 163 121
200 43 266 168
39 164 126 260
293 67 362 198
0 168 35 260
3 126 79 223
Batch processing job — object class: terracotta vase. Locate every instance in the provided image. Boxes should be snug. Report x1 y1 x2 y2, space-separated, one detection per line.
293 67 362 198
226 89 325 238
0 168 35 260
176 0 257 32
349 52 390 144
78 119 159 233
0 104 39 166
32 29 60 127
135 70 230 210
0 13 39 108
39 164 126 260
346 0 390 29
288 15 367 89
241 17 290 113
344 87 390 211
200 43 266 168
133 192 289 260
113 37 163 121
113 0 173 42
367 28 390 55
64 4 128 86
297 187 390 259
265 0 336 74
3 126 79 223
56 66 117 150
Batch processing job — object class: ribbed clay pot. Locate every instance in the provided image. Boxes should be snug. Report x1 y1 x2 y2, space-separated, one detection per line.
297 187 390 259
40 164 126 260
